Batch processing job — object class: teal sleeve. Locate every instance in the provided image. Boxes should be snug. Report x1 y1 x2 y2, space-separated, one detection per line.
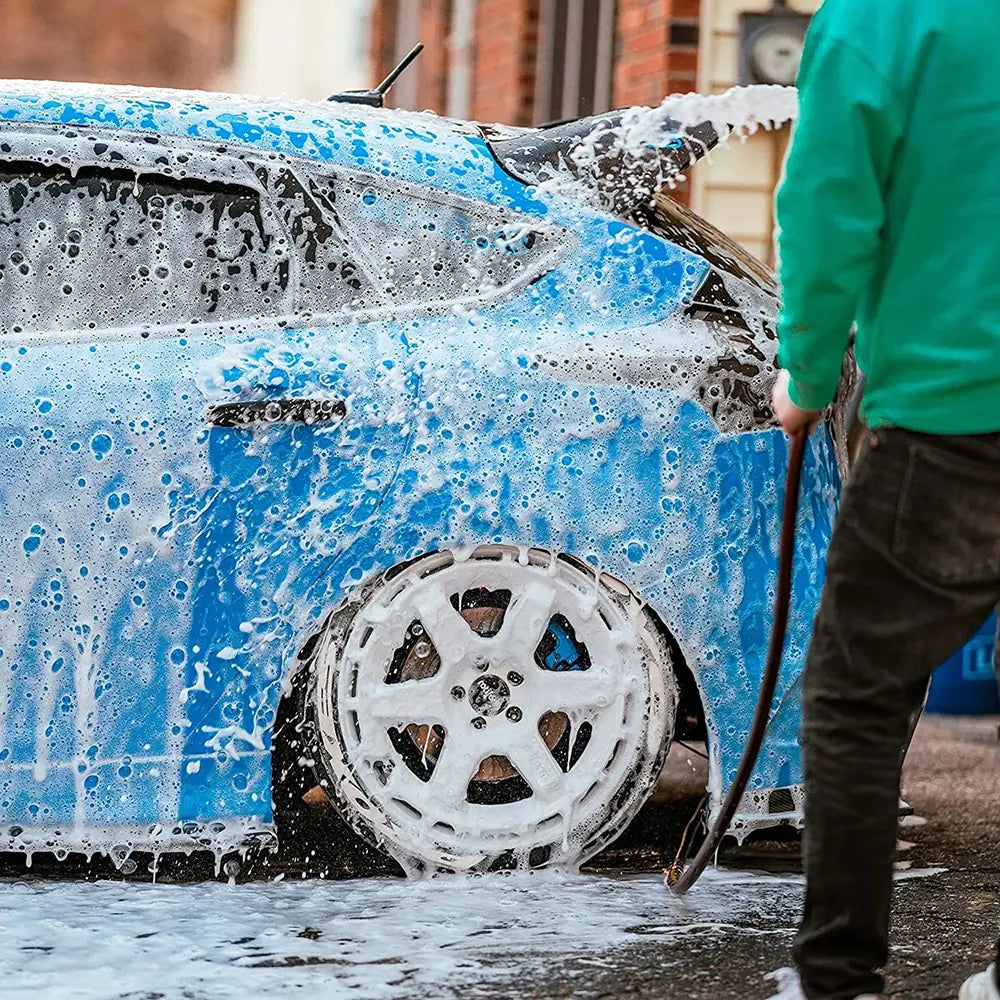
775 31 902 411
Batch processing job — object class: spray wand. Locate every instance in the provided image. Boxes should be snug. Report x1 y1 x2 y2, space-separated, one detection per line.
668 425 808 894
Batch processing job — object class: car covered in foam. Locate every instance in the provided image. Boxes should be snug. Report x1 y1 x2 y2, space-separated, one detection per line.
0 80 845 873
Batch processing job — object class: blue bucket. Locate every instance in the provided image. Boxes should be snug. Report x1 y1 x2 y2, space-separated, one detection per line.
926 612 1000 715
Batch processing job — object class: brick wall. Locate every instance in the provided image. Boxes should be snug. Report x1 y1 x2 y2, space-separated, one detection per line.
613 0 701 106
369 0 701 126
470 0 539 125
613 0 669 107
0 0 239 90
370 0 399 90
417 0 451 112
665 0 701 95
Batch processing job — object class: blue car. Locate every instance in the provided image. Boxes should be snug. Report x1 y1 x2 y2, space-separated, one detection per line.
0 79 846 874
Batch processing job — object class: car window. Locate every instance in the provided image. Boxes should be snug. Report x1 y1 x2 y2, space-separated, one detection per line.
0 161 292 335
260 166 379 318
325 174 568 311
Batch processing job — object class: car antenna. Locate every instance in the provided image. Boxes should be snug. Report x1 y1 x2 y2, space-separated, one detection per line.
328 43 425 107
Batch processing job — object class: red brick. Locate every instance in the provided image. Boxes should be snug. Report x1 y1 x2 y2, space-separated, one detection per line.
0 0 238 89
370 0 703 127
615 0 703 107
671 0 702 19
370 0 397 88
470 0 540 125
614 0 670 108
417 0 450 111
667 48 699 74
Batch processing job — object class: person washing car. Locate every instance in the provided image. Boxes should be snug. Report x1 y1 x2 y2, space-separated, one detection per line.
769 1 1000 998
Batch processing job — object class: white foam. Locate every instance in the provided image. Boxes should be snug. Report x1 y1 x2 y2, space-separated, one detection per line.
0 869 806 1000
764 965 805 1000
532 84 799 210
0 83 804 870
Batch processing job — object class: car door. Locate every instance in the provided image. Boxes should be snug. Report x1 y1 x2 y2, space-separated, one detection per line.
0 124 413 842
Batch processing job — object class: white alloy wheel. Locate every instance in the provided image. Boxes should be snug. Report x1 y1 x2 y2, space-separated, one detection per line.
311 546 678 872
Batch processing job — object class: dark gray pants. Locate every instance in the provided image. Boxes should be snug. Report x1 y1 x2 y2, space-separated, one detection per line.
793 427 1000 1000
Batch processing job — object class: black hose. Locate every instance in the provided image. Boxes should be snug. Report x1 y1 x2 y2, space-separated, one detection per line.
668 425 809 894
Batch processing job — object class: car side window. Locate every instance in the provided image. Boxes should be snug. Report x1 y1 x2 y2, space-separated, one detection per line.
320 173 567 311
259 166 378 318
0 161 292 335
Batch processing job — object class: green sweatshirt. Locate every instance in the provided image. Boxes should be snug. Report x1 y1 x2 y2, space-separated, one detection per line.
775 0 1000 433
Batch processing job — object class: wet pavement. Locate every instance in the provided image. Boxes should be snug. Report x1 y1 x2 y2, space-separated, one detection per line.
0 714 995 1000
494 714 1000 1000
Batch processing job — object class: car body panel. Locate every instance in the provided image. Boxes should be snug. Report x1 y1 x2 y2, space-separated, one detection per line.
0 81 838 858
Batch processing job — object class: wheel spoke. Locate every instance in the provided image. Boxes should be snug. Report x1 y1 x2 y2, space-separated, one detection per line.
532 667 615 714
383 758 432 799
352 726 392 763
505 732 566 803
348 673 452 726
495 579 557 665
411 587 479 666
429 741 478 807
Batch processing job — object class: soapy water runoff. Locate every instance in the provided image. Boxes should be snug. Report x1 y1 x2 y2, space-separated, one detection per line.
1 869 804 1000
0 864 945 1000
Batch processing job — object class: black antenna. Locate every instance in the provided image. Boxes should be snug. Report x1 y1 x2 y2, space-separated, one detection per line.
328 43 425 107
376 43 424 97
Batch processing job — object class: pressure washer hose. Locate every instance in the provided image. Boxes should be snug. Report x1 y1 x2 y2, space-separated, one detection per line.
669 425 809 894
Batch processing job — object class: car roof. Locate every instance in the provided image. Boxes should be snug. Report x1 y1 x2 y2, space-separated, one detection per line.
0 78 534 180
0 77 478 132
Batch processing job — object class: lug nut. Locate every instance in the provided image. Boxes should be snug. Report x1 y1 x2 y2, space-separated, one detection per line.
506 706 522 722
471 716 487 729
450 685 465 701
507 670 524 685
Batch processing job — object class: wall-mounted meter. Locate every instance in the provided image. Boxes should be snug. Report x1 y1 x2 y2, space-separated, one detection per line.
739 2 812 87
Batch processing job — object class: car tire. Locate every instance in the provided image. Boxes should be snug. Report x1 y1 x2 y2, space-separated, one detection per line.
302 545 678 874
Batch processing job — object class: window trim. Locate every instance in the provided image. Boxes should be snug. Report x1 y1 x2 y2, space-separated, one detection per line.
316 164 577 320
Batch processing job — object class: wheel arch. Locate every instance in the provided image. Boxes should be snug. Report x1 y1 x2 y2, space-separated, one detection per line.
640 603 706 746
270 544 700 870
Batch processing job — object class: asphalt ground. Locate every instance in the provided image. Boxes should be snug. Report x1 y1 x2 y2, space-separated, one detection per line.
0 714 995 999
487 714 1000 1000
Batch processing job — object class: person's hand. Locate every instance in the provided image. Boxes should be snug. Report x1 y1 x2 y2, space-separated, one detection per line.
771 369 822 436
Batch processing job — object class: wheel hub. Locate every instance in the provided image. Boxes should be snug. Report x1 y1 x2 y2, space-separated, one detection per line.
468 674 510 717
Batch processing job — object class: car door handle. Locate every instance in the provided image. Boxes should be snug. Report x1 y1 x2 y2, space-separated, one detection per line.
207 398 347 428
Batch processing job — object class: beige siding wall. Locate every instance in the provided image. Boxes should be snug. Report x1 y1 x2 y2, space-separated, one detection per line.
232 0 371 101
691 0 822 266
